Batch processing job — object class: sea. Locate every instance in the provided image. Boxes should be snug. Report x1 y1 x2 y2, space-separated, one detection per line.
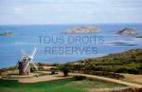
0 24 142 68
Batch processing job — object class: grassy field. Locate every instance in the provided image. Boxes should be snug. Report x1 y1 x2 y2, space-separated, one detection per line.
0 78 126 92
68 49 142 75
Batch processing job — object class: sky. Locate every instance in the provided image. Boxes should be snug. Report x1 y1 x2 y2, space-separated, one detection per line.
0 0 142 25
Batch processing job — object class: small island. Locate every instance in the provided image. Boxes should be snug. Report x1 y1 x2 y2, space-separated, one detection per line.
64 26 100 34
108 42 137 46
136 35 142 38
0 32 13 37
117 28 137 36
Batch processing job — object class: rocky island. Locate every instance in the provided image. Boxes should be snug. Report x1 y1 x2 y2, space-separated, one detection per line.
0 32 13 37
117 28 138 36
64 26 100 34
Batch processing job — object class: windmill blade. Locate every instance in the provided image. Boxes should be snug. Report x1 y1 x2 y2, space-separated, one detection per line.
31 61 38 71
30 48 37 59
24 61 30 72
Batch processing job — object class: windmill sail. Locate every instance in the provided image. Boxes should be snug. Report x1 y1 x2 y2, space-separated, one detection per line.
31 61 38 71
30 47 37 59
18 48 38 75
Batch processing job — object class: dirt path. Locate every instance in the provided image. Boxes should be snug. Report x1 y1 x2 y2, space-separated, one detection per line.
70 73 142 88
18 72 142 88
122 74 142 84
18 73 70 83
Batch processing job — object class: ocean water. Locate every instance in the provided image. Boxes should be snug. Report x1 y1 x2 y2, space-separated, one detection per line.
0 24 142 68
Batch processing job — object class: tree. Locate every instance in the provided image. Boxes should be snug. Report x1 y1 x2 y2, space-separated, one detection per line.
60 65 69 77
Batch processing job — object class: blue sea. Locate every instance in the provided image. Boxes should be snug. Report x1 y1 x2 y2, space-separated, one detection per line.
0 24 142 68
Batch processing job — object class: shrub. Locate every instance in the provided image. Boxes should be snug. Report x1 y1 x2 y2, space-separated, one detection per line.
73 76 86 81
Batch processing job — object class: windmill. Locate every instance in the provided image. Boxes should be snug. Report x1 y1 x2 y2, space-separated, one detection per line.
18 48 38 75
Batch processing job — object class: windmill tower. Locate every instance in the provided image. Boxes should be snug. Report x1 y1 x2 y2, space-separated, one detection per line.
18 48 38 75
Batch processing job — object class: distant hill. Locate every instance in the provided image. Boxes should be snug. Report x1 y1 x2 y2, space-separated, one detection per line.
68 49 142 74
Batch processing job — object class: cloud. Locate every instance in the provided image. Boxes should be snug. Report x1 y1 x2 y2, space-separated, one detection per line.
0 0 142 24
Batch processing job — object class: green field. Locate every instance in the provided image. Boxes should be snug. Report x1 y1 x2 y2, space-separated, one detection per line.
0 78 126 92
